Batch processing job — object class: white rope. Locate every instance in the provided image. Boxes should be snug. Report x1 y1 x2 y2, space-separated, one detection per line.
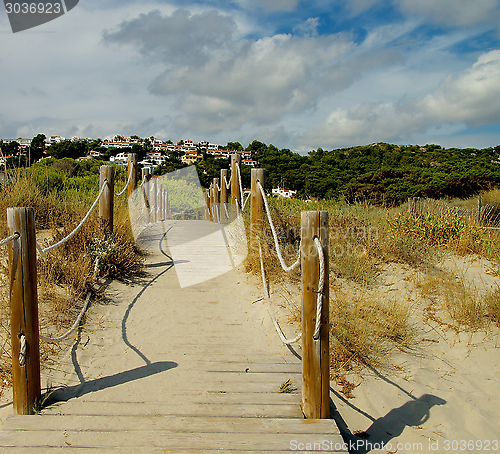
223 174 231 190
236 162 244 204
39 258 99 343
40 181 107 255
242 193 251 211
0 232 19 246
114 165 134 196
313 237 325 340
19 334 26 366
259 244 301 345
235 198 242 217
257 181 301 272
39 292 92 342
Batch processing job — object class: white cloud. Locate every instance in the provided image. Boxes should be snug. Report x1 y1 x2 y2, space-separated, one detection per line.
149 33 356 133
103 8 413 135
235 0 301 12
395 0 500 27
299 50 500 148
294 17 320 36
414 50 500 126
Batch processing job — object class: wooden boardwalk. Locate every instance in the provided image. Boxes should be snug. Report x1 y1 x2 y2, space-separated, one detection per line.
0 221 346 452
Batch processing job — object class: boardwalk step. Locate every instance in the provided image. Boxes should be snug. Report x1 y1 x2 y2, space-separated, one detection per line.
0 415 345 451
41 401 304 418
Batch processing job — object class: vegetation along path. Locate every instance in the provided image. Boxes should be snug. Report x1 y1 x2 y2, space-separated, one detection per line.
0 220 345 452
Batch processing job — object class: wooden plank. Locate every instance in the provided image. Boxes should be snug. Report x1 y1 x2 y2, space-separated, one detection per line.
0 429 345 450
2 415 340 434
41 401 304 418
57 392 300 405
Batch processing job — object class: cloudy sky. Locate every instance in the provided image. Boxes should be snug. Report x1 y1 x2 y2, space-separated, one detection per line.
1 0 500 152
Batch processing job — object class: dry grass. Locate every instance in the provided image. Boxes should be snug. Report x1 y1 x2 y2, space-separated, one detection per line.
329 285 416 374
0 168 144 390
247 191 500 398
417 271 490 333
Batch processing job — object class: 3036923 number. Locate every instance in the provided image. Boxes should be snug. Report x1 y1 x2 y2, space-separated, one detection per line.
4 3 61 14
443 440 499 451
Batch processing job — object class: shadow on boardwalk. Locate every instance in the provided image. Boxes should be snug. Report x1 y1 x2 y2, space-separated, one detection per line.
47 361 178 404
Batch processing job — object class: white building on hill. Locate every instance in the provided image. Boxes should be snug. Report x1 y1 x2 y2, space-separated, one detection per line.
272 187 296 198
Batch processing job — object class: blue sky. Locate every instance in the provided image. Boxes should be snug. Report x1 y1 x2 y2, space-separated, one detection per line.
1 0 500 153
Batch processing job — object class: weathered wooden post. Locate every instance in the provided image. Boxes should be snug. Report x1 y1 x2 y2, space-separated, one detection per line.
151 177 158 223
163 189 167 220
204 191 210 220
231 154 242 218
301 211 330 419
250 169 266 243
127 153 138 197
7 207 41 415
213 178 220 223
158 186 163 221
477 196 482 225
220 169 229 222
99 165 115 234
141 168 151 224
209 184 214 222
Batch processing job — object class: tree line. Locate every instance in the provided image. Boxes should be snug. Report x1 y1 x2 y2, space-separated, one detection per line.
2 134 499 205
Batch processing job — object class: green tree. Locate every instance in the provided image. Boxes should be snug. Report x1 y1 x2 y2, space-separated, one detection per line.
30 133 46 164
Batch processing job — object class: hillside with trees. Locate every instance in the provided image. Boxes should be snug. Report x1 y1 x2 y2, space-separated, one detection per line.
2 134 499 205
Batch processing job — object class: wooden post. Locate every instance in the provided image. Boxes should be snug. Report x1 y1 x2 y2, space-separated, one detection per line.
99 165 115 234
166 192 170 220
213 178 220 223
220 169 229 222
231 154 242 218
477 196 482 225
127 153 138 197
151 178 157 223
203 192 209 220
250 169 266 242
301 211 330 419
7 207 41 415
157 186 163 221
209 184 214 222
141 168 151 224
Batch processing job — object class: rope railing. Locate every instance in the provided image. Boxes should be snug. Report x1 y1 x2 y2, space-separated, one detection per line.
236 162 245 208
39 292 92 342
257 181 301 272
313 237 325 340
39 180 108 255
114 164 134 196
0 232 20 246
259 244 302 345
39 257 100 343
242 192 251 211
5 157 142 415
